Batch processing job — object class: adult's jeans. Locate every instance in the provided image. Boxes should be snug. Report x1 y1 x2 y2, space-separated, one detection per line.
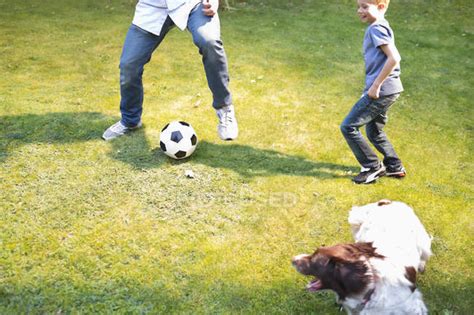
119 4 232 127
340 93 402 169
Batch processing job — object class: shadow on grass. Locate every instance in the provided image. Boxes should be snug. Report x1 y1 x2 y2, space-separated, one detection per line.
0 279 334 314
0 112 114 162
1 277 469 314
111 138 356 179
191 141 356 179
0 112 355 178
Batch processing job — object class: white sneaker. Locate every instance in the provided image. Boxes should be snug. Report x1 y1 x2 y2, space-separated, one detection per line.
102 120 142 141
215 104 238 140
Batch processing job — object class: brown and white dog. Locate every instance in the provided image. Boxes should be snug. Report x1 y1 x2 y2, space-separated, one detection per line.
292 200 432 314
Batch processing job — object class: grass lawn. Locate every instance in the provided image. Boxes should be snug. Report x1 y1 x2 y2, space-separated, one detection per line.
1 0 473 313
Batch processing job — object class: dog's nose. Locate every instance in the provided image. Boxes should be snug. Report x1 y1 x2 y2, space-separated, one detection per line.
292 254 307 267
291 257 299 268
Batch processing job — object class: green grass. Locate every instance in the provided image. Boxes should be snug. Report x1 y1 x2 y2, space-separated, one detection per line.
1 0 473 313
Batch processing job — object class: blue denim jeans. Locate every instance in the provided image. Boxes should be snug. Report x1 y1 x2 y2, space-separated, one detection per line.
340 93 402 169
119 4 232 127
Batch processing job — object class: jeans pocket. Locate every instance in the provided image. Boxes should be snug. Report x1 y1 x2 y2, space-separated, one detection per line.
369 94 399 113
361 94 373 107
131 24 152 36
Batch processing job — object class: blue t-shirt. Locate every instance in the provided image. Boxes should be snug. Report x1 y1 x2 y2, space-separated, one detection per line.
363 19 403 96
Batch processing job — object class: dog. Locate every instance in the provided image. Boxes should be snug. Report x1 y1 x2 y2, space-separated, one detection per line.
292 200 432 314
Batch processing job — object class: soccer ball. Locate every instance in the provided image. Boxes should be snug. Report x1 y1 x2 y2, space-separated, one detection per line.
159 121 198 159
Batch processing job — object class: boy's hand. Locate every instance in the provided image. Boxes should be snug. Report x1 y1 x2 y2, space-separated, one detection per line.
202 0 219 17
368 83 381 99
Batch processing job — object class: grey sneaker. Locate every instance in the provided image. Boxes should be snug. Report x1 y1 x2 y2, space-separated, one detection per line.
102 120 142 141
216 104 238 140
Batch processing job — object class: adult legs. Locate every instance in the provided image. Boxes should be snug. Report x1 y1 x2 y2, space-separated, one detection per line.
187 3 232 109
119 20 174 127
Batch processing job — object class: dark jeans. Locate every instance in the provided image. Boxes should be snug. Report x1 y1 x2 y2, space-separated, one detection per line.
340 93 402 169
119 3 232 127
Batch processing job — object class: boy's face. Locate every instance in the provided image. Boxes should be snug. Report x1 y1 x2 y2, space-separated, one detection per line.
357 0 385 24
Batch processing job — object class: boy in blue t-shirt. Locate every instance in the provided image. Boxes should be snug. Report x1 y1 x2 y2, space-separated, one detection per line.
340 0 405 184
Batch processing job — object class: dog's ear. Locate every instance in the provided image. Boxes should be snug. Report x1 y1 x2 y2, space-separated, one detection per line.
311 251 331 267
333 260 373 297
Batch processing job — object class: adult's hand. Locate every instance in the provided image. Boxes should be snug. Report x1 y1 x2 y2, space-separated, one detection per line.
202 0 219 17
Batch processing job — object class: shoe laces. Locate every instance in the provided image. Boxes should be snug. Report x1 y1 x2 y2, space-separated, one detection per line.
110 121 127 133
217 106 234 125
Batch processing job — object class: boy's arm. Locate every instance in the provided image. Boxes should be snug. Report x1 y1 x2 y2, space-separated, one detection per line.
368 43 401 99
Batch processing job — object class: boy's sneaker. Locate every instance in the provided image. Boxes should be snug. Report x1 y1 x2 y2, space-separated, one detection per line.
102 120 142 141
386 165 407 178
216 104 238 141
353 162 386 184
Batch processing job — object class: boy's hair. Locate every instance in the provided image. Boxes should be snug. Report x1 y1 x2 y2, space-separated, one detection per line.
373 0 390 6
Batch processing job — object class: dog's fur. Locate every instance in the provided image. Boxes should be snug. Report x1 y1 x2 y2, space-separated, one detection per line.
292 200 432 314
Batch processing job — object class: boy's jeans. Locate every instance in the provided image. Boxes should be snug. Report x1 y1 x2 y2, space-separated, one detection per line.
119 3 232 127
340 93 402 170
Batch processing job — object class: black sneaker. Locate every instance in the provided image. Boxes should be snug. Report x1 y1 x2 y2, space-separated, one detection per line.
386 166 406 178
353 163 386 184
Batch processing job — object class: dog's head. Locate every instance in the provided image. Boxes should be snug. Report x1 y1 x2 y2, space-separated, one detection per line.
292 243 383 301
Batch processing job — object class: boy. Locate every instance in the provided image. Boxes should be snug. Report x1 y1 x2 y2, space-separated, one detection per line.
102 0 238 141
340 0 405 184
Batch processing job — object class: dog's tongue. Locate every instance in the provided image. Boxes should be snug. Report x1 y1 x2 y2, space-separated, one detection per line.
306 279 323 292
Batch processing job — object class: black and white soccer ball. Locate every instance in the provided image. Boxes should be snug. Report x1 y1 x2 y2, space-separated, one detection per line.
159 121 198 159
